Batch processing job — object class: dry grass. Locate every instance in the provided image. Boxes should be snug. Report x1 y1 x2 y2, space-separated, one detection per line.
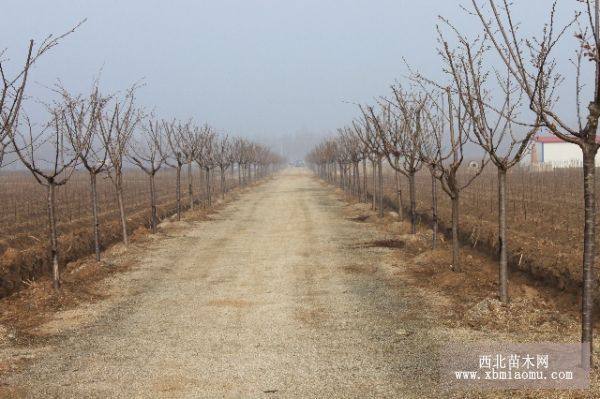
342 264 377 275
362 165 600 306
369 239 406 249
348 215 370 222
338 184 600 398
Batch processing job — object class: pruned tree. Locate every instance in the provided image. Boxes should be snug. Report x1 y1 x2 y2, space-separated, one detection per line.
11 107 79 290
245 142 258 184
215 134 233 199
418 97 447 250
437 18 541 303
338 127 364 198
357 134 369 203
335 129 352 195
468 0 599 365
195 126 216 206
420 131 443 250
61 83 109 261
129 119 165 234
233 138 247 187
354 109 386 217
373 86 427 233
99 86 143 245
162 119 188 220
178 123 201 211
307 139 339 184
418 86 486 271
1 22 84 168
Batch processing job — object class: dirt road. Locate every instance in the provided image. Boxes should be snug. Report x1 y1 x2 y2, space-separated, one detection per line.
2 169 441 398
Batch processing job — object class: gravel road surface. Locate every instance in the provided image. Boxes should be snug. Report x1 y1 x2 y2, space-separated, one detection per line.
2 169 441 398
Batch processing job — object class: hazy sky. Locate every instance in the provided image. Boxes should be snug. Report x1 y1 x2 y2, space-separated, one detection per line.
2 1 578 158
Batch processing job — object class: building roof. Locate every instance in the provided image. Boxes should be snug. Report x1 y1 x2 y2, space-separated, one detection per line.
534 135 600 144
534 136 568 144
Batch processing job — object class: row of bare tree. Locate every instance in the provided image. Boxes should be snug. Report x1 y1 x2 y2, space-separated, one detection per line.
308 0 600 367
1 33 282 292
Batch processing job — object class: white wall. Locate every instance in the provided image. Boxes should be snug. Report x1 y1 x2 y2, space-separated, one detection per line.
542 142 600 167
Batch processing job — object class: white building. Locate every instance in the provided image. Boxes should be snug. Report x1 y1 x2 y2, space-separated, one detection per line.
531 135 600 168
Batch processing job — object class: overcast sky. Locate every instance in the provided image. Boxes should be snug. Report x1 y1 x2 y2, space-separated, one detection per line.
2 1 580 159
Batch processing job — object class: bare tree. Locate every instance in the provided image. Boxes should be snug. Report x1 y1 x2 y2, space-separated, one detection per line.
178 123 201 211
99 87 143 245
61 84 109 261
232 138 247 187
338 127 364 198
245 142 258 184
437 20 541 303
334 130 351 195
11 108 79 289
215 134 233 199
354 110 386 217
1 22 84 168
468 0 599 365
162 119 188 220
129 119 166 234
372 86 427 233
419 87 486 271
418 103 446 250
195 126 216 206
358 136 369 202
307 139 339 184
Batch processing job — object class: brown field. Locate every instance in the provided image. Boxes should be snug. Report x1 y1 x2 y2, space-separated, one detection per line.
0 168 240 297
355 164 596 303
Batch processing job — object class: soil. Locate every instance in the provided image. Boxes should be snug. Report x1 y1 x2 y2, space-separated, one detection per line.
0 169 597 398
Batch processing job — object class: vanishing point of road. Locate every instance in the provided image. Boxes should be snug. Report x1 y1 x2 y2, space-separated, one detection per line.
3 169 440 398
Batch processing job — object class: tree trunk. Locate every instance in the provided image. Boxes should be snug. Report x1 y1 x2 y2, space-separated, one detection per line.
498 167 509 303
394 168 402 220
451 193 460 272
116 177 129 246
344 165 348 192
581 149 597 368
350 163 354 195
149 172 158 234
238 163 242 187
409 171 417 234
198 165 204 205
220 166 225 199
394 158 404 220
371 160 376 210
90 172 101 261
431 171 438 250
188 162 194 211
362 158 367 202
176 164 182 221
378 156 384 218
206 167 212 206
353 164 356 194
331 163 334 184
47 183 60 290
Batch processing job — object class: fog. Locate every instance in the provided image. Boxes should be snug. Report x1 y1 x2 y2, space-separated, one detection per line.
2 1 581 160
